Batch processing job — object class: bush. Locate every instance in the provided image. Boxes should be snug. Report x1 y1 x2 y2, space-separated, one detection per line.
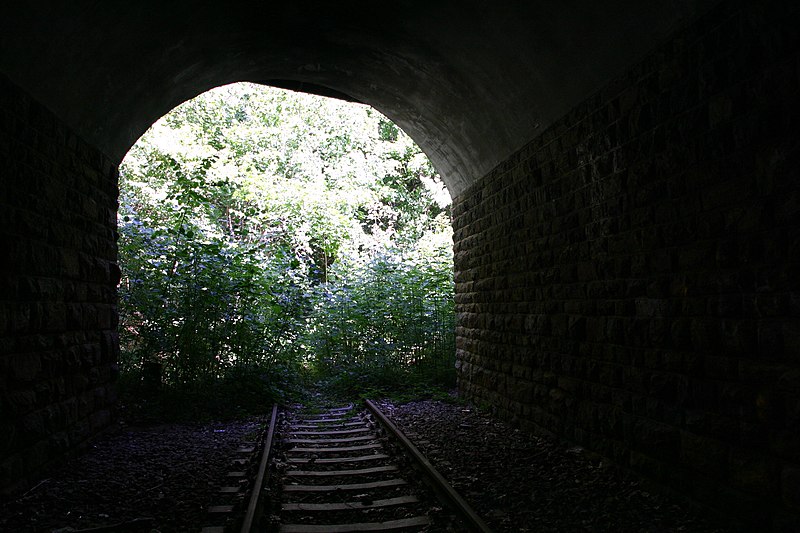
117 83 456 417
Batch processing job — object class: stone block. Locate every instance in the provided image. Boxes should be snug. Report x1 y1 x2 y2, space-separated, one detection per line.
7 390 37 412
774 512 800 533
632 418 680 460
690 318 720 350
729 448 778 498
782 464 800 510
628 450 666 482
0 423 18 456
758 319 786 357
89 410 111 432
0 454 24 493
22 440 50 472
770 428 800 461
681 430 728 478
9 353 42 382
41 302 67 331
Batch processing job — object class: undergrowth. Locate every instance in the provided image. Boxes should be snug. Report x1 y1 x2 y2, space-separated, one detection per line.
117 364 303 424
118 358 458 424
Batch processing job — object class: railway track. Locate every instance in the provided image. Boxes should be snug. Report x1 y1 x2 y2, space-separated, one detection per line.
244 401 492 533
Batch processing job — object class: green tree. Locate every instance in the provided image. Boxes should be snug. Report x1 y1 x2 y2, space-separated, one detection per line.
118 82 454 404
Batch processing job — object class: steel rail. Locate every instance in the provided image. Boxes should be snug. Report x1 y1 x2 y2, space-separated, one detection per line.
240 404 279 533
364 399 493 533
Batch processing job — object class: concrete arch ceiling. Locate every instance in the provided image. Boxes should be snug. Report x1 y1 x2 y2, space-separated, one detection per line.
0 0 715 197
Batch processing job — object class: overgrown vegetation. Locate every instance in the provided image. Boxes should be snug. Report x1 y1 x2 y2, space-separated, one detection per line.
117 83 455 420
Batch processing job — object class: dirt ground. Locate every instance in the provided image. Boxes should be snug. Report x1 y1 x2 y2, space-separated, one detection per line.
1 397 732 532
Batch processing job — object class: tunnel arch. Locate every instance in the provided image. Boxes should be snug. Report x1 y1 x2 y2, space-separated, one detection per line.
0 0 716 198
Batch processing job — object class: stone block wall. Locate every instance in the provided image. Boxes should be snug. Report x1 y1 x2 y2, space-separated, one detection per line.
0 74 119 493
454 1 799 529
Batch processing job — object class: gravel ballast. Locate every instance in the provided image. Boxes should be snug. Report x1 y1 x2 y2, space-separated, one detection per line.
378 398 730 533
1 399 732 532
0 419 265 532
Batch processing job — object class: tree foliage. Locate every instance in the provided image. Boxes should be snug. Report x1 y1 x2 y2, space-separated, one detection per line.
118 83 454 403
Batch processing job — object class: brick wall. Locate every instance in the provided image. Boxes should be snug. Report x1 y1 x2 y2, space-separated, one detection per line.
0 74 119 493
454 1 799 529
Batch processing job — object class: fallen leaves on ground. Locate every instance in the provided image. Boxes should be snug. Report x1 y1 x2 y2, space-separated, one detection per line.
380 399 729 533
0 419 264 532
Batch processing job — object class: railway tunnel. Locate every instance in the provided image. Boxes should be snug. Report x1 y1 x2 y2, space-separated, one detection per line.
0 0 798 529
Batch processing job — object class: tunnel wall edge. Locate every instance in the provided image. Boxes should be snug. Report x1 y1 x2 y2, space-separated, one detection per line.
0 73 119 494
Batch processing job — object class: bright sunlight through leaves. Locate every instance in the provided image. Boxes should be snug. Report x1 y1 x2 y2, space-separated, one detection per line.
117 83 455 410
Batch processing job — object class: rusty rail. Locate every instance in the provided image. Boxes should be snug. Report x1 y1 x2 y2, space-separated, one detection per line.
240 404 279 533
364 399 493 533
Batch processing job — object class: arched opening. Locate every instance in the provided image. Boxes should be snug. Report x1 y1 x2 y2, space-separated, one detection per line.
116 82 455 419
